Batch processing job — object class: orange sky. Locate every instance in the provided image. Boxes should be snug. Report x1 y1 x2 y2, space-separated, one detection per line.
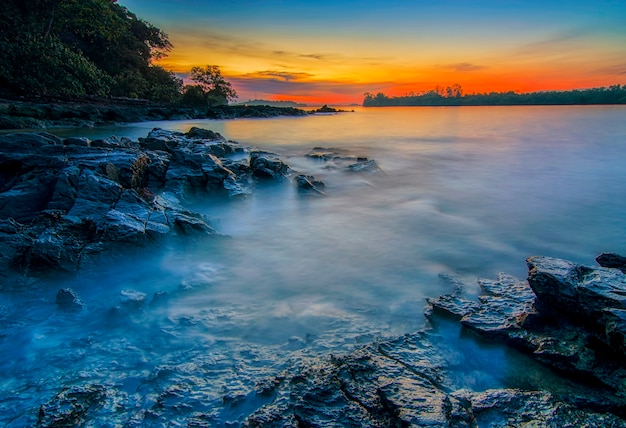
120 0 626 105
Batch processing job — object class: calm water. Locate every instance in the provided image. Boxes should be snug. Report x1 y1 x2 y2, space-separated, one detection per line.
2 105 626 425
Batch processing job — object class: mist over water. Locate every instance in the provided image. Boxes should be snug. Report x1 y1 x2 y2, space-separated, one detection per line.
2 105 626 424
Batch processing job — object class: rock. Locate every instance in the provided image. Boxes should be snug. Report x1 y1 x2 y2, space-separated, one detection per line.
173 211 215 235
428 255 626 410
597 252 626 273
63 137 91 147
527 256 626 323
0 128 270 280
454 388 626 427
306 147 356 162
603 308 626 354
249 151 289 179
294 174 325 194
308 104 348 114
185 127 225 141
347 159 382 174
245 328 626 427
55 288 84 312
120 289 147 309
37 385 107 427
304 147 382 174
245 333 459 427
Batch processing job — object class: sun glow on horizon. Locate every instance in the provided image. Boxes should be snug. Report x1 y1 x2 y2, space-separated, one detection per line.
125 0 626 104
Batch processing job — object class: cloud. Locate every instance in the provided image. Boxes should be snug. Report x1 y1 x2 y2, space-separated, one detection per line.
172 28 268 58
513 27 595 59
444 62 485 72
299 53 327 60
597 63 626 76
229 71 392 101
241 70 315 81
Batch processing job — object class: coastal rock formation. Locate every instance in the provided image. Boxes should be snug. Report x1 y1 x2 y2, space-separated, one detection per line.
0 128 295 282
428 255 626 414
10 229 626 426
3 125 624 425
294 174 326 194
239 255 626 426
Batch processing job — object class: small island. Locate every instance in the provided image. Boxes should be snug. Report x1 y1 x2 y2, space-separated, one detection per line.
308 104 353 114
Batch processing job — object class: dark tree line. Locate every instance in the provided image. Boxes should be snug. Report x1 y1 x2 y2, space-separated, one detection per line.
0 0 237 105
363 84 626 107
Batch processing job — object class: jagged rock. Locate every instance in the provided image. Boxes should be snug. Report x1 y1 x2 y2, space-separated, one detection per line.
527 256 626 323
428 256 626 410
55 288 84 312
305 147 382 174
294 174 325 194
0 128 262 280
37 385 108 427
347 159 382 174
250 151 289 179
185 127 225 141
245 333 460 427
597 252 626 273
454 388 626 427
245 328 626 427
305 147 354 162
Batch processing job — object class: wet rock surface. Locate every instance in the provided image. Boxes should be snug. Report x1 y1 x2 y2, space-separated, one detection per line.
426 254 626 422
243 328 625 427
306 147 383 174
0 127 321 283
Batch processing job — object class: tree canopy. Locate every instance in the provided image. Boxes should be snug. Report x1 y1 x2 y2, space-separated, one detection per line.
0 0 182 101
181 65 238 106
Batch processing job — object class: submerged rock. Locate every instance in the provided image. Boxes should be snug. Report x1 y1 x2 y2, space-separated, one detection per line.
250 151 290 179
305 146 382 174
294 174 325 194
55 288 84 312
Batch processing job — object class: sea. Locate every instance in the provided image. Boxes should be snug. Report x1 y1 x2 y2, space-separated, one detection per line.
2 105 625 425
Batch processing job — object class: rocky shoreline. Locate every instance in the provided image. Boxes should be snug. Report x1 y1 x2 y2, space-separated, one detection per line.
0 97 308 130
242 255 626 426
1 128 625 425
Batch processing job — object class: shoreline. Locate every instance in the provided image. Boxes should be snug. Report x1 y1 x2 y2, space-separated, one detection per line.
0 97 309 130
1 127 625 425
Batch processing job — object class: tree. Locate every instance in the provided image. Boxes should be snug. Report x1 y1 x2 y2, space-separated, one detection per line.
181 85 207 106
0 35 111 97
189 65 237 106
445 83 463 98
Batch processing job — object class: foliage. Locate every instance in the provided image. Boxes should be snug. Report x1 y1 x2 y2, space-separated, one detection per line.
0 35 111 97
363 84 626 107
181 85 208 106
187 65 238 106
0 0 180 101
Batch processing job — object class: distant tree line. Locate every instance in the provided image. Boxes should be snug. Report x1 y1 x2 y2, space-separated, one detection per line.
0 0 237 105
363 84 626 107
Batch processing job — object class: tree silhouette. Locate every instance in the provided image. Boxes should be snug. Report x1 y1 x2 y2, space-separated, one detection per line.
189 65 238 106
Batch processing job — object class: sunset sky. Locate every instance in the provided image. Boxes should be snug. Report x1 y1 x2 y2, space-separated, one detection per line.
118 0 626 105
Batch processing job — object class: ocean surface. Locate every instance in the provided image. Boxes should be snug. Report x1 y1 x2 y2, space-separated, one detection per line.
2 105 626 425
